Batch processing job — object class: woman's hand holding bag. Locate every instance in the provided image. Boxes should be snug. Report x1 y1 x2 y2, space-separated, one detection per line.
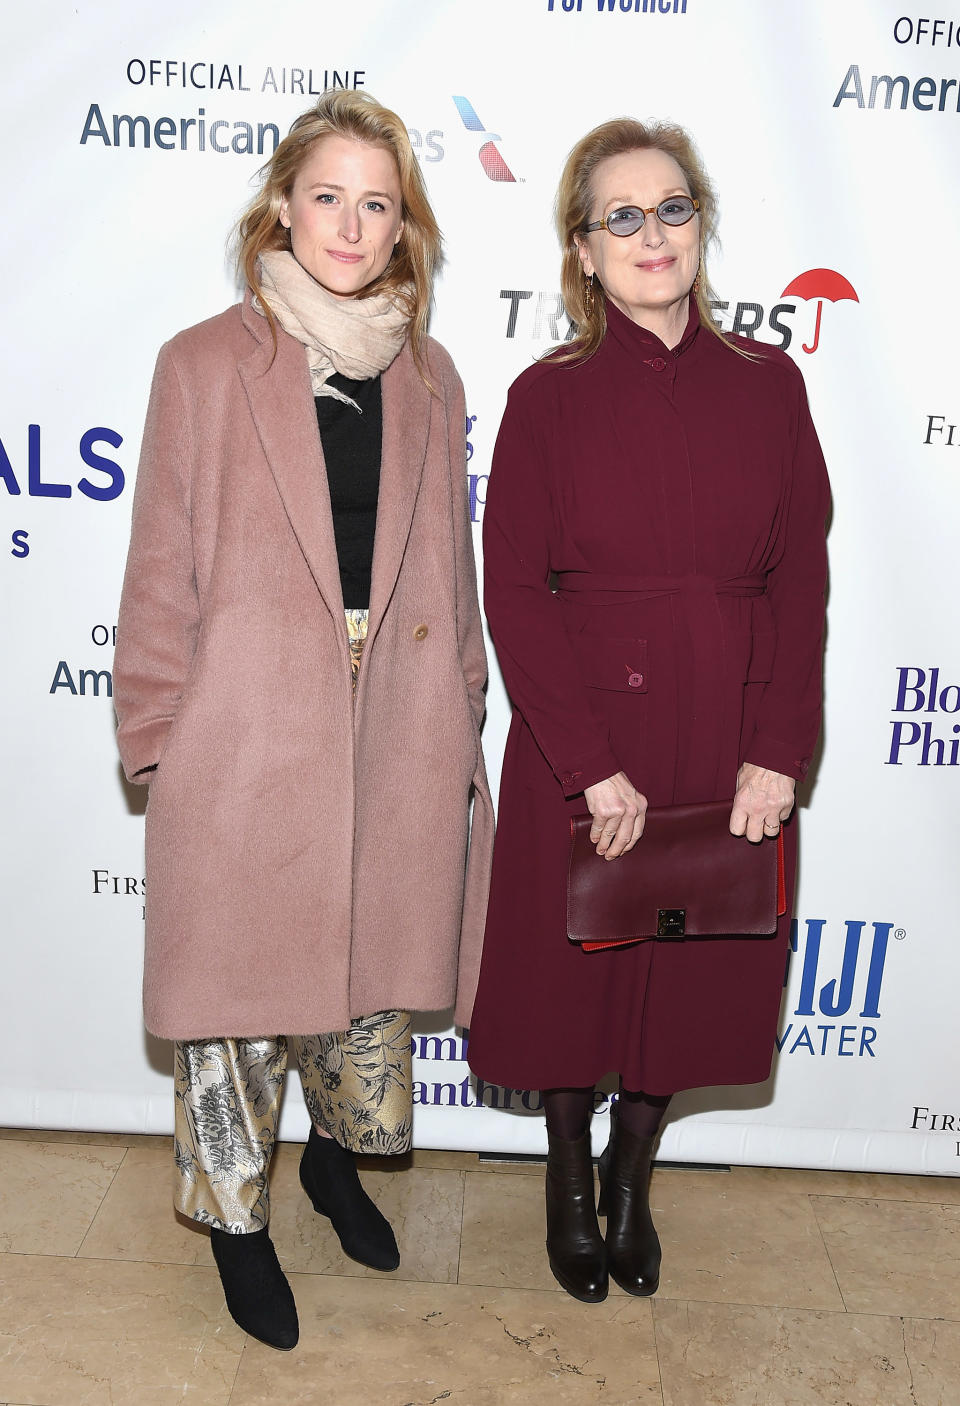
584 772 648 859
729 762 796 842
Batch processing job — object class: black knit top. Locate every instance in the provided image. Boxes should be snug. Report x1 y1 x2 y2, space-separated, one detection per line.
314 372 383 610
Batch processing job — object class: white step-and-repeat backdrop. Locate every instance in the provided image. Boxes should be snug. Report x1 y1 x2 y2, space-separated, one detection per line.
2 0 958 1173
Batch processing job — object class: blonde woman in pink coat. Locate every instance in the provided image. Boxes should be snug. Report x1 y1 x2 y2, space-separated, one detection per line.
114 90 492 1350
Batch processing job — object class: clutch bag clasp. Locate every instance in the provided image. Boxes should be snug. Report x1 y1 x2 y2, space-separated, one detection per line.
657 908 686 937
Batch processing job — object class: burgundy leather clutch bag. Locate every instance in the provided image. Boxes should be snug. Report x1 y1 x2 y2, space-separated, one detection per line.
567 801 785 951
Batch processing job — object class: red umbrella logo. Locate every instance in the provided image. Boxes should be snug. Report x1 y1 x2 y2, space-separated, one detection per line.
780 269 859 353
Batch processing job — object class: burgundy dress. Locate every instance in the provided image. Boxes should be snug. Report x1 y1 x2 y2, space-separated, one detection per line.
466 300 829 1093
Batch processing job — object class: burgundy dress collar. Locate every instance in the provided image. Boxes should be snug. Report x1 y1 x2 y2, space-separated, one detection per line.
602 295 701 366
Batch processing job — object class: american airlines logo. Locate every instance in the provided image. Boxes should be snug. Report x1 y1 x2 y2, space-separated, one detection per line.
452 96 518 182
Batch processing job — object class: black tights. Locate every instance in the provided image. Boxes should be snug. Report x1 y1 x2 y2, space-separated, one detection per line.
542 1083 671 1141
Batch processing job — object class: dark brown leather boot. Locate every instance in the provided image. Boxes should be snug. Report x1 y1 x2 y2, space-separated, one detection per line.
598 1110 661 1296
544 1129 608 1302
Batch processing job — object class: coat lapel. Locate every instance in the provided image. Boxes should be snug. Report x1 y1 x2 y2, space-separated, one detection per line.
366 343 431 647
238 295 345 624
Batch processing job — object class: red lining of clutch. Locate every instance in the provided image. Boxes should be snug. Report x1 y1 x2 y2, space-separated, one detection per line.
777 828 786 917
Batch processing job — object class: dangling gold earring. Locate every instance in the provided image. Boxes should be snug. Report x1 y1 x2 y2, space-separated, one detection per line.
693 255 703 296
583 272 595 314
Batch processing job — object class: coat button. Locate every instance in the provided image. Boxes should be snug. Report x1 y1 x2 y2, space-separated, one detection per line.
413 624 429 640
628 672 644 688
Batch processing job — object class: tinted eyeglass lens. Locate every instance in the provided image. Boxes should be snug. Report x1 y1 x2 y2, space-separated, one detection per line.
605 207 645 236
658 196 696 225
604 196 697 236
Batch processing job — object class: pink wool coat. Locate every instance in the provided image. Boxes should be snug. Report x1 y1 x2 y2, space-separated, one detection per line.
114 296 493 1040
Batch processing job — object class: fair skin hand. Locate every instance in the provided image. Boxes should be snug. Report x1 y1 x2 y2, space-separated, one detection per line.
585 772 648 860
586 761 793 860
729 762 796 843
279 133 404 299
574 147 701 350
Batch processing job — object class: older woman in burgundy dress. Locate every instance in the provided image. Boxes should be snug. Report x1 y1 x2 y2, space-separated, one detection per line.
467 118 829 1302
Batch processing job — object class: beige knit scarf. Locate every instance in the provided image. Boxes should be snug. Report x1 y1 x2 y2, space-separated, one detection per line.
255 249 411 408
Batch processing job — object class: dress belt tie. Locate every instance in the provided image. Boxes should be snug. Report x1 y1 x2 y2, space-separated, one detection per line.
553 571 766 599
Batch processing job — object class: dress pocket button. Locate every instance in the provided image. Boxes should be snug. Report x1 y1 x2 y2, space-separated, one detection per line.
628 672 644 688
414 624 429 640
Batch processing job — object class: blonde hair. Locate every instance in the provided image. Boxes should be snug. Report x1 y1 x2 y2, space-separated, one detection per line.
235 90 442 378
555 117 748 362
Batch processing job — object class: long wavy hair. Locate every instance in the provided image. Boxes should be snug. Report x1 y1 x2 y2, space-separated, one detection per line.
555 117 748 363
235 90 442 380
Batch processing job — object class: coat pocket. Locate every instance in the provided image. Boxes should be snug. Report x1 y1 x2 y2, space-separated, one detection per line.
570 636 649 694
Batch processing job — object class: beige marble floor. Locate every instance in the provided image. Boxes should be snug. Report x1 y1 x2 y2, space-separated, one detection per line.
1 1128 958 1405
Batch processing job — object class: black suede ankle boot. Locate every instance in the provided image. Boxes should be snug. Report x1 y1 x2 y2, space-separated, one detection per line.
598 1107 661 1296
545 1129 608 1302
299 1126 400 1271
209 1226 298 1350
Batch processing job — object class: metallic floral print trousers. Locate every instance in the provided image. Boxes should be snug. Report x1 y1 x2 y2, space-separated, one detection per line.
173 1017 413 1232
172 611 413 1234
